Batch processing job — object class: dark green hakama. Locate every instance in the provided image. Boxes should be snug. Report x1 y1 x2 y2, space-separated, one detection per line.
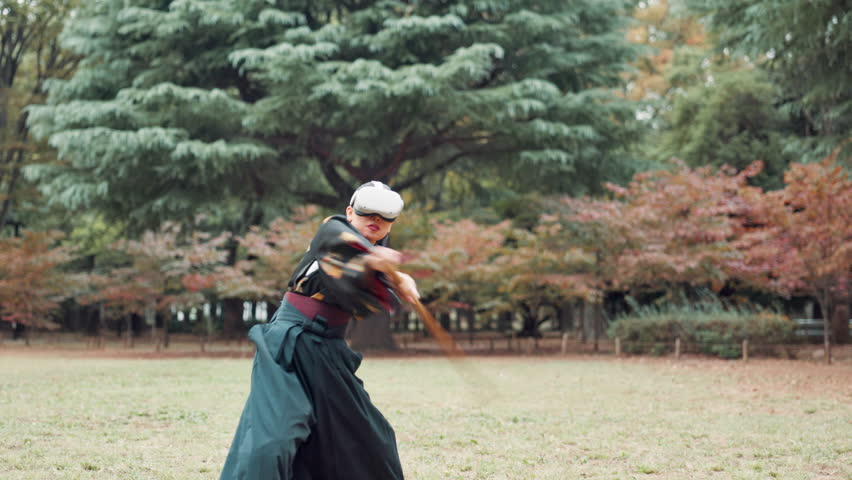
219 301 404 480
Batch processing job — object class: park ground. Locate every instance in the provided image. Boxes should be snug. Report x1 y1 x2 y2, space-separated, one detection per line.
1 343 851 480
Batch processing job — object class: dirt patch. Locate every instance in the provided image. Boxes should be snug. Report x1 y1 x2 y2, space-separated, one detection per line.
609 354 852 402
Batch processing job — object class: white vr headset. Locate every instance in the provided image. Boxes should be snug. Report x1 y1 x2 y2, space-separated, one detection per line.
349 181 404 222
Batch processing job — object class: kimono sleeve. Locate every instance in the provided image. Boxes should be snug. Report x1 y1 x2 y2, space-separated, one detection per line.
312 218 400 316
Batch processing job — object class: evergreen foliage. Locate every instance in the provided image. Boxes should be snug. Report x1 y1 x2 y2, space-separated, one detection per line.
26 0 642 231
653 48 793 189
689 0 851 164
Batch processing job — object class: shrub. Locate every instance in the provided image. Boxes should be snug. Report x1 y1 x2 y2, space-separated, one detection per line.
608 304 796 359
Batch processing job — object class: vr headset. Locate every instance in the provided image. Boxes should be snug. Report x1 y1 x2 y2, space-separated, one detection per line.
349 181 404 222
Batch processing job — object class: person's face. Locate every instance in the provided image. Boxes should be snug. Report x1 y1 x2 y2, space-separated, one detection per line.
346 206 394 244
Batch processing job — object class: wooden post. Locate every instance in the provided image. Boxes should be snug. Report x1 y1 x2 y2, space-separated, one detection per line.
615 337 621 356
675 338 681 359
742 339 749 362
561 332 569 355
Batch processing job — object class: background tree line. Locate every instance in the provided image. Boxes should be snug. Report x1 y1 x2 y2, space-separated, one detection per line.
1 0 849 351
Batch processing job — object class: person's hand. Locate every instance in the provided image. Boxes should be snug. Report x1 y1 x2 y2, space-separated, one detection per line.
393 272 420 305
364 247 419 304
364 246 403 273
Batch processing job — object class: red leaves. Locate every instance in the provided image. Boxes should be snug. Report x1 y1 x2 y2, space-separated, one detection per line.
182 273 216 292
569 163 759 293
405 216 598 313
216 216 318 301
746 154 852 298
1 155 845 331
0 231 72 328
76 223 230 320
567 154 850 306
403 218 511 311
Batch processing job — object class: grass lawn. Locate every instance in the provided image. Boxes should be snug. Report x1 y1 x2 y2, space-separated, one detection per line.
1 350 850 479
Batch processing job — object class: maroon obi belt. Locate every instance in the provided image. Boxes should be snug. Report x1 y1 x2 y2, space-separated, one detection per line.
284 291 351 327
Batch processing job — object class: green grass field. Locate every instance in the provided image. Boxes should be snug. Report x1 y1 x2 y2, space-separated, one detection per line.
1 351 850 480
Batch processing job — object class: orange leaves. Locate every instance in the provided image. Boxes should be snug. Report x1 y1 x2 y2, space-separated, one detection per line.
0 231 73 328
570 163 760 293
747 155 852 297
404 219 510 311
406 216 598 313
77 222 230 320
182 273 216 292
216 216 318 301
568 154 850 307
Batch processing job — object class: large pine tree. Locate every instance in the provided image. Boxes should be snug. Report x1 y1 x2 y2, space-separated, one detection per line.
27 0 641 231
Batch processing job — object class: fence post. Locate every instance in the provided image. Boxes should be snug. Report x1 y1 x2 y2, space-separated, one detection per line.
615 337 621 356
675 338 681 360
561 332 569 355
742 339 749 362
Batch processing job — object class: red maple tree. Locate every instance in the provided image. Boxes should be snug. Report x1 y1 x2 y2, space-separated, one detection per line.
0 231 74 343
741 153 851 361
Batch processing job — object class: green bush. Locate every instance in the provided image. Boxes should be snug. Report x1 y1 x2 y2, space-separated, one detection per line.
608 304 796 359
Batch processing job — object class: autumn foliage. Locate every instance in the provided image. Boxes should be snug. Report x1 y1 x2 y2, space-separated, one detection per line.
741 155 852 350
405 219 511 312
0 231 73 329
216 207 319 302
1 156 848 352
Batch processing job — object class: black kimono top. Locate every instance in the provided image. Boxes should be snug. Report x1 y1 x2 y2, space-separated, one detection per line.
287 215 400 318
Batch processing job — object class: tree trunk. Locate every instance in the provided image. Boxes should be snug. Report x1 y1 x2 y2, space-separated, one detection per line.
593 303 602 353
347 311 398 352
833 301 850 345
98 303 106 349
0 149 24 232
145 303 156 350
222 297 244 339
517 303 541 338
832 277 850 344
817 292 832 365
560 302 575 332
438 311 451 331
201 309 213 352
124 314 133 348
162 310 171 349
